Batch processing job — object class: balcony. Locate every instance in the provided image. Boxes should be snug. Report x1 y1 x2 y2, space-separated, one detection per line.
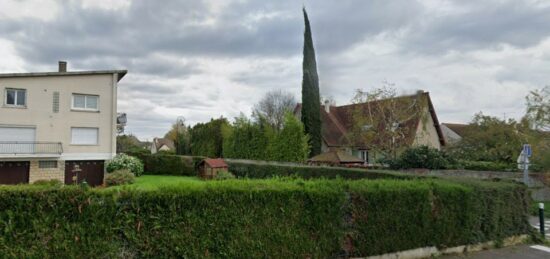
0 142 63 158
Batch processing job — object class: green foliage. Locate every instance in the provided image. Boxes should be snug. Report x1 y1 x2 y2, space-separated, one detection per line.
268 113 310 162
223 113 310 162
214 170 235 180
164 118 192 155
104 170 135 186
227 160 410 180
301 8 322 157
386 146 452 169
190 118 229 157
116 134 145 154
0 178 530 257
348 179 530 256
223 115 272 160
143 155 195 176
32 179 62 187
106 154 144 176
454 160 515 171
525 85 549 131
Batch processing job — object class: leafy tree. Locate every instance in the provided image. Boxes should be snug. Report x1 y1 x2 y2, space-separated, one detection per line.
116 134 144 154
447 113 527 164
301 7 321 157
526 85 549 131
190 118 229 157
223 114 273 160
252 90 296 131
269 113 310 162
347 85 427 160
164 117 191 155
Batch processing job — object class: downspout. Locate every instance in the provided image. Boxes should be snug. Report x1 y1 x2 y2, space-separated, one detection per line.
111 73 118 159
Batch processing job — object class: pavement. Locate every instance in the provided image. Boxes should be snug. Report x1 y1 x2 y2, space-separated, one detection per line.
443 244 550 259
443 217 550 258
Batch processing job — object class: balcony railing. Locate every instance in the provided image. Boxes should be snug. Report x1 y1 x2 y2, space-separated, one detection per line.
0 142 63 156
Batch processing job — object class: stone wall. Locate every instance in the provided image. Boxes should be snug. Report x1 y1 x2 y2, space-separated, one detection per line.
28 160 65 183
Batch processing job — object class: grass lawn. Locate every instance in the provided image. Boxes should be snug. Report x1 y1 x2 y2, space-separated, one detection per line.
108 175 204 190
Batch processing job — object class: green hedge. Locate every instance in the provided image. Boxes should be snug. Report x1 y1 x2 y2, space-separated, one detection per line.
226 160 411 180
0 178 531 257
143 155 195 176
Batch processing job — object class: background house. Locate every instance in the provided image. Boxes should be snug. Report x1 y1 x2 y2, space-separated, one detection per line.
0 61 126 186
440 123 469 144
150 137 175 154
295 91 445 164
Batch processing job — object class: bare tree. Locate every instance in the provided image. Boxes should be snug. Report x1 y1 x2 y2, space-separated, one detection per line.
526 85 550 131
252 90 297 130
347 83 428 159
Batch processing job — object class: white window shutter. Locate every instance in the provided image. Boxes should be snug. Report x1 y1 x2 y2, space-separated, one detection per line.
71 128 98 145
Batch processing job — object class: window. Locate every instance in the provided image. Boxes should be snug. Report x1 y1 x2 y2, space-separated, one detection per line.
359 150 369 164
71 127 98 145
72 94 98 111
5 88 26 107
39 161 58 169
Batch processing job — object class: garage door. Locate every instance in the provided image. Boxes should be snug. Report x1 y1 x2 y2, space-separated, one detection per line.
0 127 36 153
0 162 29 184
65 161 105 187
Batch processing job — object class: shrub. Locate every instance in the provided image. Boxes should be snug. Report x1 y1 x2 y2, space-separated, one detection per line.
387 146 452 170
32 179 62 187
226 160 410 180
455 160 515 171
106 154 144 176
104 170 135 186
0 178 530 258
214 170 235 180
143 155 195 176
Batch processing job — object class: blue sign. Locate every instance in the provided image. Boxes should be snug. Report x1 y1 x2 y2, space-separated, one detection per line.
523 144 532 158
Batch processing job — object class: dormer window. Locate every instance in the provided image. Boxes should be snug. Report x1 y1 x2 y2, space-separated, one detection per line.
5 88 26 107
72 94 98 111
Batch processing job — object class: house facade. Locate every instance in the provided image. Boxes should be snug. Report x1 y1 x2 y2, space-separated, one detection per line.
150 137 175 154
295 91 445 164
0 61 126 186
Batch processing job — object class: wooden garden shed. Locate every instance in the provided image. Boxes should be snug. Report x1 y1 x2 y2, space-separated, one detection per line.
198 158 228 179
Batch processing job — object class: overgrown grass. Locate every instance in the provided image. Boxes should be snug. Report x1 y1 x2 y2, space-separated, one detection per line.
108 175 203 190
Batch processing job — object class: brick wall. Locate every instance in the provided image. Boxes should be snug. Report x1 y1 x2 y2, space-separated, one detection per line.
29 160 65 183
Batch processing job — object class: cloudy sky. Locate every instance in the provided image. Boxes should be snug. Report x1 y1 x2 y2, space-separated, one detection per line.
1 0 549 140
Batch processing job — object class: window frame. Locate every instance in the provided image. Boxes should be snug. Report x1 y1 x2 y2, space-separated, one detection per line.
4 88 27 107
38 160 58 169
359 150 369 164
70 127 99 146
71 94 99 112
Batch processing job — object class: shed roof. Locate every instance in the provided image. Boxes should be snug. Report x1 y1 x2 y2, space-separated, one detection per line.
202 158 228 168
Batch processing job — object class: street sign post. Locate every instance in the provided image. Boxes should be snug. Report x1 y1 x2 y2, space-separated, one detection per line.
520 144 532 185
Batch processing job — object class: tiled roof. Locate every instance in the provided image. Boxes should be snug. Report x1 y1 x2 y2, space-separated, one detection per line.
441 123 470 137
202 158 228 168
296 92 445 149
153 138 175 150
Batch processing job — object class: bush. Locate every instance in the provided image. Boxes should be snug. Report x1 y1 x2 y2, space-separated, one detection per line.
143 155 195 176
454 160 515 171
214 170 235 180
0 178 530 258
106 154 144 176
104 170 135 186
226 160 411 180
386 146 452 170
32 179 62 187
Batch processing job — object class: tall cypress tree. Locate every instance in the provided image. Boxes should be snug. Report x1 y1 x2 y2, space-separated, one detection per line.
301 7 322 157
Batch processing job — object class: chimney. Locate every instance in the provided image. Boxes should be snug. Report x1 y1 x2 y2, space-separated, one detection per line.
58 61 67 72
324 99 330 113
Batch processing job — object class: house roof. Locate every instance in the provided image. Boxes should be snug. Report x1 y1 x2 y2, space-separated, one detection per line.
441 123 470 137
296 91 445 149
0 70 128 82
308 150 363 164
153 138 175 150
202 158 228 168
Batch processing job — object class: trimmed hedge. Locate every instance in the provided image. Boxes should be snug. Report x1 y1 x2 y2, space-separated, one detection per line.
0 178 531 257
226 160 411 180
143 155 196 176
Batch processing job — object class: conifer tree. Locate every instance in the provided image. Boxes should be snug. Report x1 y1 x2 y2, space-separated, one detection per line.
301 7 322 157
